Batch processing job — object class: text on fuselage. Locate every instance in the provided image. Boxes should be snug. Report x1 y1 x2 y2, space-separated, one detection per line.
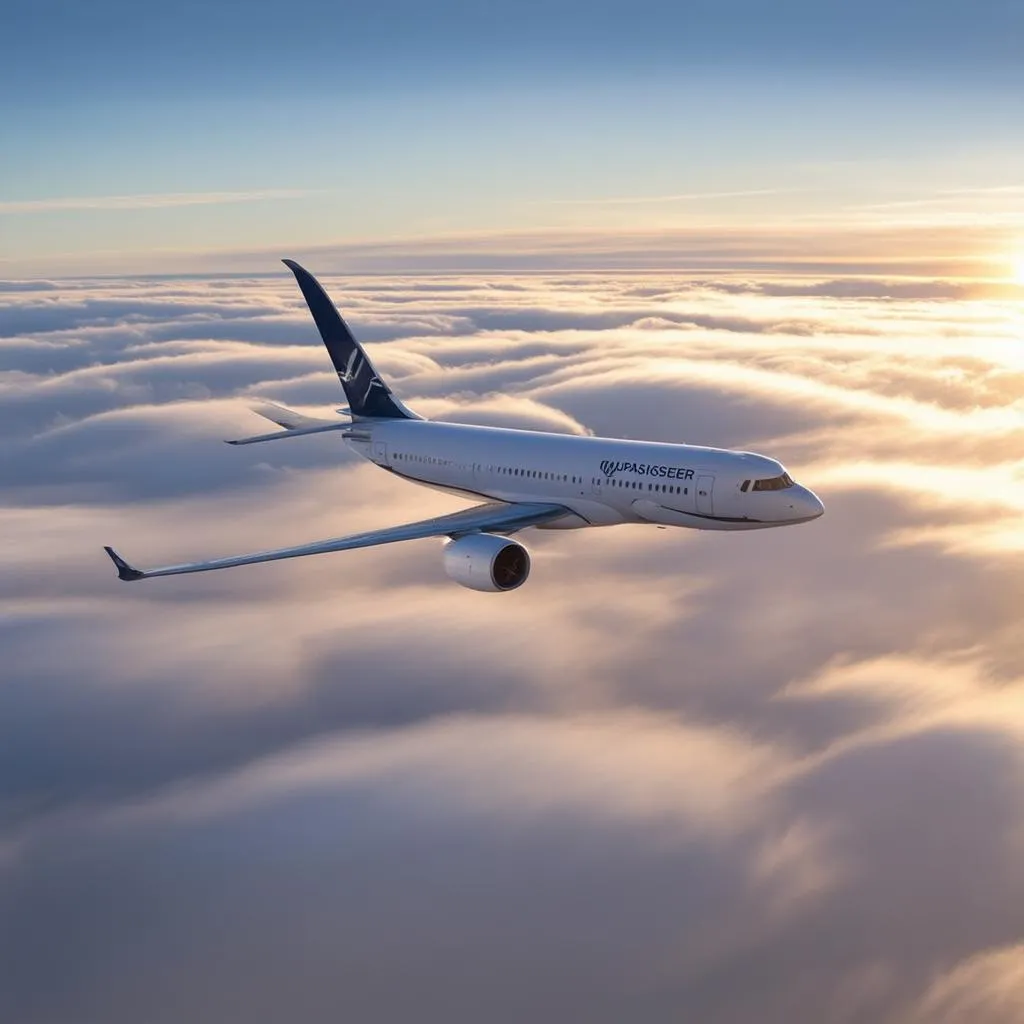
599 460 695 480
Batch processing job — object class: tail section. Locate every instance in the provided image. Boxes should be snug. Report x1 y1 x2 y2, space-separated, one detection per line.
282 259 418 420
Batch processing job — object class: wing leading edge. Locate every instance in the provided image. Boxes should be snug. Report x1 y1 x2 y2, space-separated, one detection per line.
103 502 568 582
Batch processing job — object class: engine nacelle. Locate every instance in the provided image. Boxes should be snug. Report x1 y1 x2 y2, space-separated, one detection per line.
443 534 531 592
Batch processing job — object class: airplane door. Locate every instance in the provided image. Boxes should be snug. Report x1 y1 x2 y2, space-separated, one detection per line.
696 475 714 515
372 441 388 466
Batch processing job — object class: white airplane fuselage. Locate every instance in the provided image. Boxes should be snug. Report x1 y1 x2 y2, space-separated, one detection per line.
347 418 824 531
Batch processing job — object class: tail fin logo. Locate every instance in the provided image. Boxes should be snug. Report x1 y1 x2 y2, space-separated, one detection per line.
339 350 363 384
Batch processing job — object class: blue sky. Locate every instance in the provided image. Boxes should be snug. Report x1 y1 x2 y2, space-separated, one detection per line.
2 0 1023 273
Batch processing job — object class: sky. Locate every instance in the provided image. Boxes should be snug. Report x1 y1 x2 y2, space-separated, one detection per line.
4 3 1024 1022
2 0 1024 276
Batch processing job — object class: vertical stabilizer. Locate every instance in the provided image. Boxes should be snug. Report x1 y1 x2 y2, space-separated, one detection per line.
282 259 417 419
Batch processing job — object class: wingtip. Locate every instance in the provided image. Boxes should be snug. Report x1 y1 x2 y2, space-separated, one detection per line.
103 545 146 582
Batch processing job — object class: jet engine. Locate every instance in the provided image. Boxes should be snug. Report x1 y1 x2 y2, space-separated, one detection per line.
443 533 530 592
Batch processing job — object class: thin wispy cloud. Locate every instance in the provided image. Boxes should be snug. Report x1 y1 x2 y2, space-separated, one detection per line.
942 185 1024 197
535 188 792 206
0 189 320 216
850 184 1024 209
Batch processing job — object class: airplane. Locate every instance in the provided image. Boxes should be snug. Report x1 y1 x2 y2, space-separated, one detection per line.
104 259 824 592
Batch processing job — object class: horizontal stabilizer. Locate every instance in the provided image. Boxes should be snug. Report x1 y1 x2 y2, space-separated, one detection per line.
226 422 350 446
249 400 334 431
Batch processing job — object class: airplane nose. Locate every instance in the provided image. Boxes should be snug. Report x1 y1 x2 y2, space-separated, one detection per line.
792 485 824 520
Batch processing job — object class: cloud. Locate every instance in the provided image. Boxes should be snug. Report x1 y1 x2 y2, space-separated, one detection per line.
901 945 1024 1024
2 267 1024 1022
0 189 319 216
535 188 792 206
16 219 1024 278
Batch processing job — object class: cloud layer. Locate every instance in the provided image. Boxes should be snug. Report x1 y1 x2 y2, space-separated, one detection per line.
2 268 1024 1023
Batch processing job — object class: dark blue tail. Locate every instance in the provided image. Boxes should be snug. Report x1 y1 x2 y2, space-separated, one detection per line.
283 259 417 420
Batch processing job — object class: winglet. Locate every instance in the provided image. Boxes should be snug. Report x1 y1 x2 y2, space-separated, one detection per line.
103 546 146 582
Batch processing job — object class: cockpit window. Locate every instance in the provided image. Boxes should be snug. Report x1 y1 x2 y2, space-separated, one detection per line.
751 473 794 492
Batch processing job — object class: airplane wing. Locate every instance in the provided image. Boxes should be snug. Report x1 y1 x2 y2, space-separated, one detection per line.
103 502 568 581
